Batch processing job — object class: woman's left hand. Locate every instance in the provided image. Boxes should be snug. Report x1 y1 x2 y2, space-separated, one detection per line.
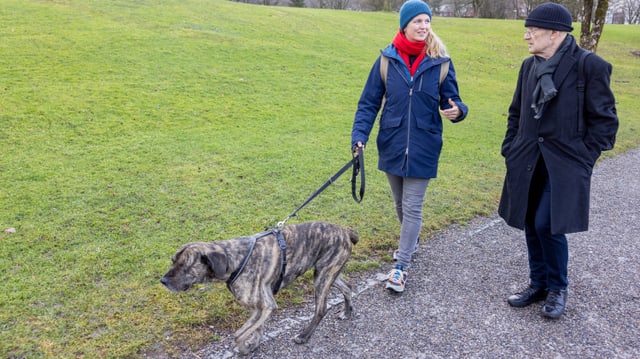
440 98 461 121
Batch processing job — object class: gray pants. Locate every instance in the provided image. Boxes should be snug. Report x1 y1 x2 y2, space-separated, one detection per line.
386 173 430 269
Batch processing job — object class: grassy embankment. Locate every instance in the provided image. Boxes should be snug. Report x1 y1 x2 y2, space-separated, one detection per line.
1 0 638 357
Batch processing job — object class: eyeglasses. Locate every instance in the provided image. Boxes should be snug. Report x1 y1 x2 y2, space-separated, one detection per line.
524 28 540 36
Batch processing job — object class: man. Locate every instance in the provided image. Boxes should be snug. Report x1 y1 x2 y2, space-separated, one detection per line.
499 3 618 319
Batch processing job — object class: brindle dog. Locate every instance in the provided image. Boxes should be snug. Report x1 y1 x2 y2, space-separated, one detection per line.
161 221 358 354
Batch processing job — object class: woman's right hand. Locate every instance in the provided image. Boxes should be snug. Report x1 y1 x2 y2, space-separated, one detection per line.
353 142 364 155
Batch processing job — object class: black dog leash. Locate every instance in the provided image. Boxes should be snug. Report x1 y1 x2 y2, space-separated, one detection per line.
270 150 363 293
277 148 365 228
351 147 365 203
227 150 364 294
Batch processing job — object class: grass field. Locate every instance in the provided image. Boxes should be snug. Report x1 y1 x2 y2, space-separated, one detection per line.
1 0 638 357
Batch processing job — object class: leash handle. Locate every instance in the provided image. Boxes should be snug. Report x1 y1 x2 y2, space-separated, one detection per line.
277 148 365 227
351 147 365 203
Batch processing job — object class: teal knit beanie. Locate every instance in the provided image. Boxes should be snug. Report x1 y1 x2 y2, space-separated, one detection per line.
399 0 432 30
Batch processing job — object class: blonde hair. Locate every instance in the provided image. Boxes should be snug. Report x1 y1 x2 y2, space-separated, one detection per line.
426 30 447 58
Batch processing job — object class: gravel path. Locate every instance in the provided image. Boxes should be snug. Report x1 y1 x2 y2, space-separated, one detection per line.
189 148 640 359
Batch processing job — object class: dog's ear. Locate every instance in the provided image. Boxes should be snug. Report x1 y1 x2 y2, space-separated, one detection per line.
171 246 187 263
201 251 228 278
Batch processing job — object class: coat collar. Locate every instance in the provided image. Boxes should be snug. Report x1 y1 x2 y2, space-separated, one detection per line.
380 44 450 80
551 35 580 89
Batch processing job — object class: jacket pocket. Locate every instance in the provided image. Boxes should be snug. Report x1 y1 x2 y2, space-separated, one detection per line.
415 111 442 133
416 71 441 99
380 114 402 129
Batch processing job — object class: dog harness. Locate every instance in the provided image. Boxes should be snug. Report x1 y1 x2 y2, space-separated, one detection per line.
225 229 288 295
272 229 287 294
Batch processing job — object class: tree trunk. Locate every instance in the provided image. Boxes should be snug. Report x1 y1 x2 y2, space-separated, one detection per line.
580 0 609 52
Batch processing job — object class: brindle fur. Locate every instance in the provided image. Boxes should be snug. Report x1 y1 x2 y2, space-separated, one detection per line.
161 221 358 354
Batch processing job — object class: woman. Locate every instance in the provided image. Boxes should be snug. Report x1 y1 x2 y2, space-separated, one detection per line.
351 0 468 293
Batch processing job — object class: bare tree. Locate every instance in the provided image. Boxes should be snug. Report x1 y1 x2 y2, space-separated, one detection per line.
365 0 387 10
430 0 444 13
326 0 352 9
562 0 586 21
580 0 609 52
475 0 507 17
623 0 640 23
471 0 484 16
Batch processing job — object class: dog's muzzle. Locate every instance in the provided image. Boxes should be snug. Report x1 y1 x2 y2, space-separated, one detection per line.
160 276 189 292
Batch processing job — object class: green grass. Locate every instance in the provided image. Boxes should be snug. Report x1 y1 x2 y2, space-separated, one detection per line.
1 1 638 357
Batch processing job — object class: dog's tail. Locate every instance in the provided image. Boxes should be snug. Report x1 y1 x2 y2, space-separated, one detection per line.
348 228 359 245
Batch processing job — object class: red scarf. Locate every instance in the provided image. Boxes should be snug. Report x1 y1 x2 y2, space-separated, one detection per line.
392 30 426 76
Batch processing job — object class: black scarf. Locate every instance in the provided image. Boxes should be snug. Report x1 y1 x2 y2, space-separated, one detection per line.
531 35 573 119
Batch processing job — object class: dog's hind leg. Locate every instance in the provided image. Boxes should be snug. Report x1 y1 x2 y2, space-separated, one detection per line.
294 266 345 344
332 275 354 320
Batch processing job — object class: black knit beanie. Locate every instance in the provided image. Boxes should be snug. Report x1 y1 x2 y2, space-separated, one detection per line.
525 2 573 32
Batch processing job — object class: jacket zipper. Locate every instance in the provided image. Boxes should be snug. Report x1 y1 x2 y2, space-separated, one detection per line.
403 80 414 175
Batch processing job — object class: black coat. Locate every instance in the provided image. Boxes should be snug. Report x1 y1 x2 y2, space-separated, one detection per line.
499 36 618 234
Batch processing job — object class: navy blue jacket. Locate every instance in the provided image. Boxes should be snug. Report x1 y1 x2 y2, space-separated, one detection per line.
351 44 468 179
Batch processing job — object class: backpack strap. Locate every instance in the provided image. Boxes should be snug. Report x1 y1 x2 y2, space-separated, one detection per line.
577 50 592 133
439 60 449 86
379 55 389 87
379 55 389 110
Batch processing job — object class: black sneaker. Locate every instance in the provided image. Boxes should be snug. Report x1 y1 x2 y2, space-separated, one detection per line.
507 286 547 307
542 289 567 319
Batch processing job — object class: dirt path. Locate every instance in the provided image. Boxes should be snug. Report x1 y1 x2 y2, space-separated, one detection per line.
190 148 640 359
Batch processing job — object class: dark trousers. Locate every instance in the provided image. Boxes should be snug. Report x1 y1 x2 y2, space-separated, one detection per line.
524 157 568 291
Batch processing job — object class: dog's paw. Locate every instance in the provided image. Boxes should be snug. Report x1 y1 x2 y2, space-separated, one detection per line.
338 304 354 320
293 335 309 344
246 331 262 348
235 331 261 355
235 342 254 356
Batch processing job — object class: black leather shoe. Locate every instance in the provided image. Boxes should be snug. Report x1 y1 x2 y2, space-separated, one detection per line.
507 286 547 307
542 289 567 319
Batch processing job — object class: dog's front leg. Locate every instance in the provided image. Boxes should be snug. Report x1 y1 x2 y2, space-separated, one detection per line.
234 307 273 355
237 326 263 355
233 285 278 354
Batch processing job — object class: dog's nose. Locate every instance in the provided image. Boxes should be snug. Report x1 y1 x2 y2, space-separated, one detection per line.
160 276 167 286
